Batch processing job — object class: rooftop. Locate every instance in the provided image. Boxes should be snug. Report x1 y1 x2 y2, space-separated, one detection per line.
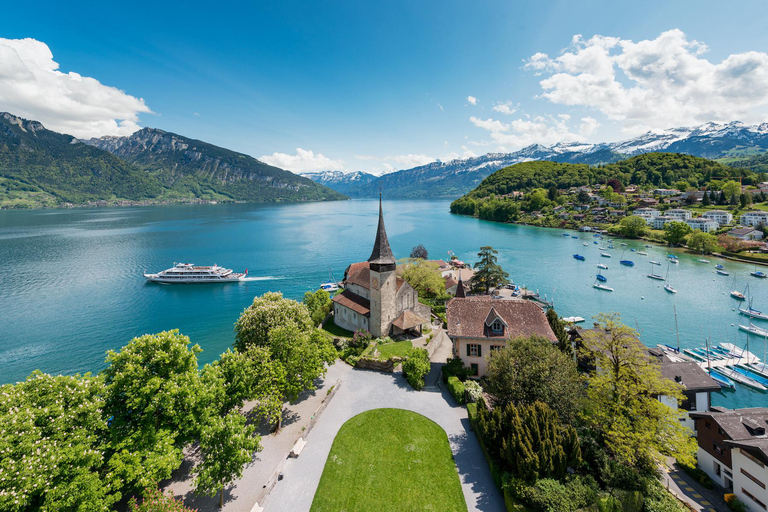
446 297 556 342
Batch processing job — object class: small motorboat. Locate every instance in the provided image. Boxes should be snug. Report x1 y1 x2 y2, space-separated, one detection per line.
637 251 648 256
582 242 588 246
716 264 725 270
731 290 747 300
596 274 608 282
620 260 634 267
596 263 608 269
573 254 586 261
717 270 730 276
601 252 611 258
650 260 661 265
698 258 711 263
751 270 767 278
593 283 614 292
571 235 579 239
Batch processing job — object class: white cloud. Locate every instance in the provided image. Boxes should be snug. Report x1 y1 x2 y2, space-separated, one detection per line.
493 102 517 115
469 116 509 133
0 38 151 138
467 95 478 105
470 113 584 149
578 116 600 136
259 148 345 172
387 154 435 168
525 29 768 132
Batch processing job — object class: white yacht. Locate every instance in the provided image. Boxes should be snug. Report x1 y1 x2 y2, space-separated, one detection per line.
144 263 248 283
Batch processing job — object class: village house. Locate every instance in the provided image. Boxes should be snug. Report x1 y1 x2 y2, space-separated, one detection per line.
729 228 765 241
446 297 557 377
690 407 768 511
638 198 660 207
666 208 693 221
654 188 681 197
332 199 430 337
741 211 768 227
633 207 660 220
686 218 719 233
608 209 626 217
702 210 734 227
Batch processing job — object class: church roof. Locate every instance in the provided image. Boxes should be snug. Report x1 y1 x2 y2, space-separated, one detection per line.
332 289 370 317
344 261 407 292
368 196 396 265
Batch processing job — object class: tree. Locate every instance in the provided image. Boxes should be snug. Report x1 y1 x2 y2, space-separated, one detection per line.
410 244 428 259
400 259 447 298
576 190 590 204
687 231 720 254
718 234 747 253
526 189 549 211
663 221 692 245
194 411 261 507
485 336 582 424
722 180 741 204
701 190 711 206
547 186 558 201
267 325 336 403
740 193 752 208
304 288 332 326
402 348 430 390
618 215 648 238
476 401 581 483
472 246 509 293
234 292 314 351
546 308 572 356
0 372 120 512
578 313 696 467
102 330 205 491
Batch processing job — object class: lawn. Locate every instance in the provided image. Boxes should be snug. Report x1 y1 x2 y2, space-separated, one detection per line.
310 409 467 512
362 339 413 360
320 316 354 338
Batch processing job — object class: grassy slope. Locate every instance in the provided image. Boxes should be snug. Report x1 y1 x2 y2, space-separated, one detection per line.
310 408 467 512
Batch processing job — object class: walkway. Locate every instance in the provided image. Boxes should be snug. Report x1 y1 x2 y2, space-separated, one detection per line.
260 363 505 512
661 463 729 512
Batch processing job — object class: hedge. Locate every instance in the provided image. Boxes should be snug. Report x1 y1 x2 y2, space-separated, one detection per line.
447 376 465 404
679 461 714 490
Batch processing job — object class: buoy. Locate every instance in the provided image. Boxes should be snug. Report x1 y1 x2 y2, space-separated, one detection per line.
731 323 735 327
641 296 645 300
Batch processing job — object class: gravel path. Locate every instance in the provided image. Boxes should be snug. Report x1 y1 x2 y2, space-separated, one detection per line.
260 363 505 512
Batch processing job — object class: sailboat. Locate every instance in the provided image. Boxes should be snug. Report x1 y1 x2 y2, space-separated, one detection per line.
697 251 711 264
619 249 634 267
738 284 768 320
664 262 677 293
730 277 746 300
738 323 768 337
596 263 608 270
705 337 736 389
750 264 767 278
595 266 608 282
647 262 664 280
593 270 613 291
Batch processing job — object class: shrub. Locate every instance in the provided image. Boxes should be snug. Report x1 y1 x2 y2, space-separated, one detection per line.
442 357 472 383
447 376 465 404
507 475 598 512
402 348 430 390
679 461 714 490
464 380 483 403
351 329 373 349
725 494 748 512
642 478 687 512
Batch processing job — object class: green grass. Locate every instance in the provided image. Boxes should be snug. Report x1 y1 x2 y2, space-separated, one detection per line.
362 339 413 360
310 409 467 512
320 316 354 339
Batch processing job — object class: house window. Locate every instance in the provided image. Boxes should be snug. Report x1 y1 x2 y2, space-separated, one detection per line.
490 345 504 352
718 427 726 436
742 488 767 510
470 363 479 376
705 420 711 429
715 462 721 476
713 442 724 455
467 343 481 357
490 320 504 334
741 468 766 489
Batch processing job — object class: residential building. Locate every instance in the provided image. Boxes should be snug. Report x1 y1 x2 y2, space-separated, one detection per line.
651 216 674 230
702 210 733 227
634 207 660 219
686 218 719 233
690 407 768 512
446 297 557 377
332 199 430 336
639 198 660 207
608 209 626 217
741 211 768 227
729 228 765 241
666 208 693 221
654 188 681 196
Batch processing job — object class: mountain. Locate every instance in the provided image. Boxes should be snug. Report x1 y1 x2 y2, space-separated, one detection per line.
85 128 347 203
0 112 163 207
317 121 768 199
299 170 377 196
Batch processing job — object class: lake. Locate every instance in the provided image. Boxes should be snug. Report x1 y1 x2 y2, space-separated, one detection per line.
1 199 766 408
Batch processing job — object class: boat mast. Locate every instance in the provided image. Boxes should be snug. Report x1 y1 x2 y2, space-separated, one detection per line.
706 337 711 374
674 305 680 352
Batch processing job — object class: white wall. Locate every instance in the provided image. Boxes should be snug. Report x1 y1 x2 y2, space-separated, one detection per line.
696 392 709 412
733 448 768 512
698 447 730 488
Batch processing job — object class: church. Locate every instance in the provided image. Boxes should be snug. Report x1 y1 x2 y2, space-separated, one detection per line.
332 199 431 337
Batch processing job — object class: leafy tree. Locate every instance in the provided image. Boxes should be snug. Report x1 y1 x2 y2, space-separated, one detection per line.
576 190 590 204
194 411 261 508
129 487 197 512
485 336 582 424
267 325 336 403
102 330 205 491
547 186 558 201
718 234 747 253
303 289 332 326
476 401 581 483
663 221 692 245
526 189 549 211
578 313 696 467
410 244 428 259
0 372 119 512
687 231 720 254
400 259 447 298
546 308 572 356
234 292 314 351
740 193 752 208
402 348 431 390
722 180 741 204
618 215 648 238
472 246 509 293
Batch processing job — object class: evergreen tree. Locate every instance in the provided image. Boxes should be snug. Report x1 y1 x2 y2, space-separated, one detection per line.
472 246 509 293
701 190 711 206
546 308 572 356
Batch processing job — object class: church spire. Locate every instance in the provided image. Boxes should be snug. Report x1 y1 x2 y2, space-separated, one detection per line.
455 270 466 298
368 193 396 267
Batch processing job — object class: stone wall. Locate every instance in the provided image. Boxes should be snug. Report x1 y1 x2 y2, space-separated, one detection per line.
355 356 402 373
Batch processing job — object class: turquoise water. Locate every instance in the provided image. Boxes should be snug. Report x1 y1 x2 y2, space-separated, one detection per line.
1 199 766 408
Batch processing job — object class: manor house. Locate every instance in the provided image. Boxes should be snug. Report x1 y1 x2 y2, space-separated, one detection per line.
332 199 431 337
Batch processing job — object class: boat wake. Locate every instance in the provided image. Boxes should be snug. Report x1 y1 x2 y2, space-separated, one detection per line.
241 276 282 282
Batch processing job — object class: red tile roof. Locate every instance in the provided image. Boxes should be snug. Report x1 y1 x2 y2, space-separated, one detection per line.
344 261 407 292
332 289 370 316
446 297 556 341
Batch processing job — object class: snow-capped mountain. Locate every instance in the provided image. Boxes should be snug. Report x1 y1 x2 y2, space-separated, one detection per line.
306 121 768 198
299 170 377 195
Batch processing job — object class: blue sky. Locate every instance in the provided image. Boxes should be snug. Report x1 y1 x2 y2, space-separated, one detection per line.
2 0 768 174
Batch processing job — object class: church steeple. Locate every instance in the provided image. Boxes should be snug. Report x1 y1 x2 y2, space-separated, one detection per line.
368 193 396 271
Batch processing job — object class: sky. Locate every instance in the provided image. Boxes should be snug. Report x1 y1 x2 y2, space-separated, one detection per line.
1 0 768 175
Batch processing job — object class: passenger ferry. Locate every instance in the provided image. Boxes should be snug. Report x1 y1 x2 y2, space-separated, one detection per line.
144 263 248 283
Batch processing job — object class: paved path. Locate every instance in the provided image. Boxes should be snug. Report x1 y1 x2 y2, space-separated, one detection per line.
661 463 729 512
260 363 505 512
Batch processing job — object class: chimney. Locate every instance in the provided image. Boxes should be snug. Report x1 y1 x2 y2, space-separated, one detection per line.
675 375 682 383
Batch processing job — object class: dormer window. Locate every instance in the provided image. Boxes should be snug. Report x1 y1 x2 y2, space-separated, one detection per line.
491 320 504 334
